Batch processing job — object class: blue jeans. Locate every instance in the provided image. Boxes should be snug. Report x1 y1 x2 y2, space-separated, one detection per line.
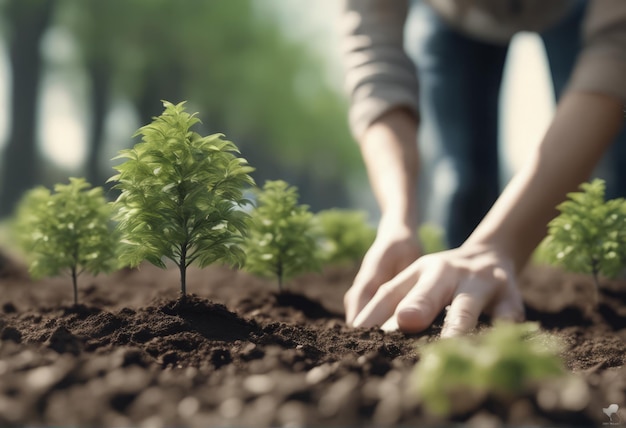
406 0 626 248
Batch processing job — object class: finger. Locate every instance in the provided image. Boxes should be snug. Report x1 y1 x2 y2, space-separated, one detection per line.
351 261 421 328
490 284 525 323
381 316 399 332
394 263 456 333
441 268 506 338
344 266 390 325
441 291 487 338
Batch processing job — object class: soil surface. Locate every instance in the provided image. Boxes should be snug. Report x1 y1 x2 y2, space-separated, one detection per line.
0 250 625 427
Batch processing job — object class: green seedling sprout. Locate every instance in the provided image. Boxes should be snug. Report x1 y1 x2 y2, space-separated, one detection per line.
412 322 564 416
109 101 254 297
13 178 118 305
243 180 322 292
315 208 375 265
542 178 626 290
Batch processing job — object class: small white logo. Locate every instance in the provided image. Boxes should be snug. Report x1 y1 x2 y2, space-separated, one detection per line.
603 404 621 425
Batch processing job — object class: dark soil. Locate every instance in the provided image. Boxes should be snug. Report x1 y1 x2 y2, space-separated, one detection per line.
0 250 625 427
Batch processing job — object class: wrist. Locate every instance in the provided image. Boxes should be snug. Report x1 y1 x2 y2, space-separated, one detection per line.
378 210 419 239
464 232 529 275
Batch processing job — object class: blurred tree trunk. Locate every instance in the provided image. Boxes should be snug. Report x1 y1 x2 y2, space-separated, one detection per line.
136 64 184 129
86 61 110 187
0 0 56 218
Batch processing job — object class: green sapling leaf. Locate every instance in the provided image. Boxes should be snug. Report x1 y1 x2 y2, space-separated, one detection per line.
109 100 255 296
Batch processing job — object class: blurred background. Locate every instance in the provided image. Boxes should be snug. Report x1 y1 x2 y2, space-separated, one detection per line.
0 0 554 225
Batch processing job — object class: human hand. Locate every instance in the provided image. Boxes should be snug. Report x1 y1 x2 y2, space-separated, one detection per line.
349 244 525 337
344 226 421 325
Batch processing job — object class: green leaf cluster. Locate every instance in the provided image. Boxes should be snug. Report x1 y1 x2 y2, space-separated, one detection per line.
110 100 254 295
418 222 447 255
313 212 448 266
243 180 322 291
542 179 626 287
412 322 564 416
13 177 118 304
315 209 375 266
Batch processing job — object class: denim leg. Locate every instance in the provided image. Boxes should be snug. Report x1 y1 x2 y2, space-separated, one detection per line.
542 1 626 199
406 1 509 247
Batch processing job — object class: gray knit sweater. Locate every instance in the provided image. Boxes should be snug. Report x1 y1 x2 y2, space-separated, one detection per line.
340 0 626 138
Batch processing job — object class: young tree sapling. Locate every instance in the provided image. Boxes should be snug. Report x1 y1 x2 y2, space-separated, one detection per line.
13 178 119 305
412 322 564 416
243 180 322 291
109 101 254 297
315 209 375 265
314 210 447 266
542 178 626 290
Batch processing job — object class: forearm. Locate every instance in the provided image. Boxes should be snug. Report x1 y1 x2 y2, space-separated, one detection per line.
360 108 420 233
467 92 625 273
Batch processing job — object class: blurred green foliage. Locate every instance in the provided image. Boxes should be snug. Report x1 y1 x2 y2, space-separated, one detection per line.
243 180 322 291
316 209 375 266
110 101 254 296
539 178 626 288
313 213 447 267
12 177 118 305
0 0 360 218
412 322 564 416
58 0 361 191
418 222 447 255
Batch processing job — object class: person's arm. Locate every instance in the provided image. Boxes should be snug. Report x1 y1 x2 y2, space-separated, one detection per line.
467 92 624 274
346 0 626 335
339 0 419 139
351 91 624 336
338 0 423 324
344 108 421 324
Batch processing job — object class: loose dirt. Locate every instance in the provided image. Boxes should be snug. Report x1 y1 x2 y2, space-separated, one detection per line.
0 251 625 426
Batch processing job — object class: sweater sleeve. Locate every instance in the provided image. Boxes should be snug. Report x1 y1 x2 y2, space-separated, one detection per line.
338 0 420 140
567 0 626 103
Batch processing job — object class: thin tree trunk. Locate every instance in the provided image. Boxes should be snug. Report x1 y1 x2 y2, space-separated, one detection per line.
277 258 283 293
179 246 187 298
0 0 56 218
71 266 78 306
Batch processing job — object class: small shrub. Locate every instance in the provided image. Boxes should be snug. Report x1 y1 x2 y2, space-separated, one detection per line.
541 178 626 289
412 322 564 416
13 178 118 305
243 180 322 291
315 209 375 265
109 100 254 296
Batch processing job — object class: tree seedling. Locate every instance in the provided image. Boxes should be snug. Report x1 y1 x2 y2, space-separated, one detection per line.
243 180 322 292
13 178 119 305
314 210 447 266
412 322 564 416
541 178 626 291
315 208 375 265
109 100 254 297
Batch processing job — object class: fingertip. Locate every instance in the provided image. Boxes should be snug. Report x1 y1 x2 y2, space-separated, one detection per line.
440 325 465 338
441 307 478 338
381 316 399 332
491 300 525 324
396 307 431 333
